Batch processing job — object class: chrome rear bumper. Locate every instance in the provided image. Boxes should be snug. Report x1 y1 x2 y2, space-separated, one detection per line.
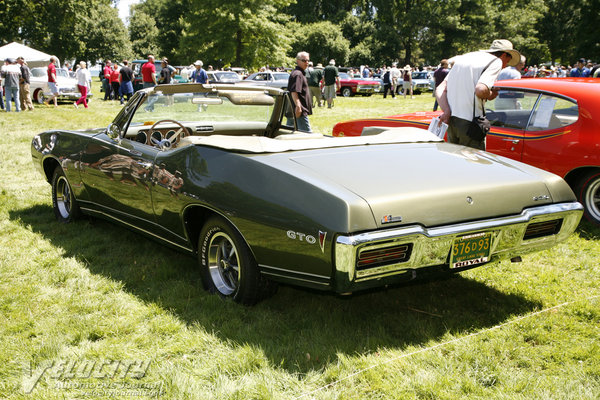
334 202 583 286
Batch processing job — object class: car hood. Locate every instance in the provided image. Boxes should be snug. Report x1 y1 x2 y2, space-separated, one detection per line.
287 142 563 228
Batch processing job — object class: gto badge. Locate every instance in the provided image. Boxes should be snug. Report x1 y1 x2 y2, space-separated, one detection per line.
381 215 402 224
287 230 327 253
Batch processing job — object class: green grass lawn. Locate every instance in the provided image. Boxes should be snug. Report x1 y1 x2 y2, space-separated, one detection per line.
1 84 599 399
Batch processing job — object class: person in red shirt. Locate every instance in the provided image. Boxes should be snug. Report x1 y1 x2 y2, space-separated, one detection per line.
103 60 112 100
109 63 121 102
141 55 157 88
44 56 59 107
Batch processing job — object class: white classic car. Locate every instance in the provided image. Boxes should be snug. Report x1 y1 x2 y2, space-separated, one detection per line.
30 67 92 104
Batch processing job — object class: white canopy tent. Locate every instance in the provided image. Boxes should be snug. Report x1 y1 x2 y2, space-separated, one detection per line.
0 42 53 68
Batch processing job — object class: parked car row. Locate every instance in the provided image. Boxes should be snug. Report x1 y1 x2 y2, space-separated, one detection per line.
369 70 435 95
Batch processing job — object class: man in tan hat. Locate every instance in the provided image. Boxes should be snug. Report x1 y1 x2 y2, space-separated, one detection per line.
435 39 521 150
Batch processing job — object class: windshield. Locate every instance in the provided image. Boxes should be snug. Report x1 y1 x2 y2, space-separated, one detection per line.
128 91 275 128
412 72 429 79
273 73 290 80
215 72 241 81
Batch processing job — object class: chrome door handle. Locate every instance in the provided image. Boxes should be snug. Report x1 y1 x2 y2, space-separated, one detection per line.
502 139 520 144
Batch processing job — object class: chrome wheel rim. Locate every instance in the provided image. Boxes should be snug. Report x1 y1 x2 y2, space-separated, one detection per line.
55 176 72 219
586 177 600 221
207 232 239 295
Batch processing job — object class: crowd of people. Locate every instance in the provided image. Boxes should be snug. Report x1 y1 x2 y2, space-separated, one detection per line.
2 51 598 113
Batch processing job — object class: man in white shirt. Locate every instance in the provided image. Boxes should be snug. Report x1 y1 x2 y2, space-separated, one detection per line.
435 39 521 150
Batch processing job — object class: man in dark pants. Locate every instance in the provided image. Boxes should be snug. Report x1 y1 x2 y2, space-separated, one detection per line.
286 51 313 132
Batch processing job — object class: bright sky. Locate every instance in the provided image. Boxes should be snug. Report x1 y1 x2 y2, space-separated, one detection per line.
117 0 141 23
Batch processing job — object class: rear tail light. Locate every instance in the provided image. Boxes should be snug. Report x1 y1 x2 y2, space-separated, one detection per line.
523 219 563 240
357 243 412 270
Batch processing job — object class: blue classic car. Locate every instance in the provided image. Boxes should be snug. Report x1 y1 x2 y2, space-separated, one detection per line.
32 84 583 304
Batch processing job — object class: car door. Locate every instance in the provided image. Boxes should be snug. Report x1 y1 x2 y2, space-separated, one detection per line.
485 89 539 161
521 93 580 174
80 132 158 230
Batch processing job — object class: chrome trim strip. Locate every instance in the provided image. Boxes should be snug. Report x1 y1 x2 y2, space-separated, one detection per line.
336 203 583 246
260 271 330 286
259 264 330 280
80 205 193 253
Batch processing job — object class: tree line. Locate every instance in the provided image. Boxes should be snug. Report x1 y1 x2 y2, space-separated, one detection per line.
1 0 597 69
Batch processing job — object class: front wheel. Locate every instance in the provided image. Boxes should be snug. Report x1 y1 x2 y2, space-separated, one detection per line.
34 88 45 104
52 168 81 223
198 216 275 304
575 171 600 225
341 87 353 97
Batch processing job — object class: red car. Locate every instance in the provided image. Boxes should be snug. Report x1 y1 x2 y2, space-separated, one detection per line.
337 72 381 97
332 78 600 225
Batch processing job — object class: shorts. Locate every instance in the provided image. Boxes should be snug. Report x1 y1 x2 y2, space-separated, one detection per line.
402 81 411 90
323 84 336 100
48 82 59 95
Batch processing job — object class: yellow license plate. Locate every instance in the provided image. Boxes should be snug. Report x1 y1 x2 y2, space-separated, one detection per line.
450 232 491 269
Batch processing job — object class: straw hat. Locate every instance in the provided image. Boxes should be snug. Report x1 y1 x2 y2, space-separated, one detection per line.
481 39 521 67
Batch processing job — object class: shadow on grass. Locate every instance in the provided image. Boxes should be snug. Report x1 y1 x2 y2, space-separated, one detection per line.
576 220 600 241
13 205 543 373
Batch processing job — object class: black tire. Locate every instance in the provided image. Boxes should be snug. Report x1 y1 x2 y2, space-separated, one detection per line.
575 171 600 225
341 87 352 97
198 216 274 304
51 168 81 223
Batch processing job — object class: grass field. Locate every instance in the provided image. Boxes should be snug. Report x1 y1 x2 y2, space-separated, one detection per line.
1 83 599 399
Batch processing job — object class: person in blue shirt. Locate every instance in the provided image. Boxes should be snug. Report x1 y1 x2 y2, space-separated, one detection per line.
570 58 591 77
190 60 208 83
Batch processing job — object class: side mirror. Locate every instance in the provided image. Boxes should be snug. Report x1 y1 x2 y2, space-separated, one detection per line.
107 123 121 141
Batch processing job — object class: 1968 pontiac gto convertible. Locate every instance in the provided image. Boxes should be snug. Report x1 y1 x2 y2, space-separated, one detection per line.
32 84 583 304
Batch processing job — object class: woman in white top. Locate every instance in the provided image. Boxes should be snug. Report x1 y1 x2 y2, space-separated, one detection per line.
75 61 92 108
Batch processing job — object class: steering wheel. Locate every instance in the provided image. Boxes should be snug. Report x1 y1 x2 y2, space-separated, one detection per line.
146 119 188 148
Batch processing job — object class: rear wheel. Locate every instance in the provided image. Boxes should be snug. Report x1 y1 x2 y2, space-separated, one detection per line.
51 168 81 223
575 171 600 225
198 216 275 304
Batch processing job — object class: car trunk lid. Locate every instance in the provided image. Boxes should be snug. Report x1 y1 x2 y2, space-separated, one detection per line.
288 142 553 228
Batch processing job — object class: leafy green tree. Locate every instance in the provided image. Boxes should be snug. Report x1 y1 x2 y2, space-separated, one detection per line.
179 0 294 69
537 0 599 65
291 21 350 66
129 7 161 59
0 0 130 64
339 12 378 66
285 0 364 23
129 0 191 64
490 0 548 65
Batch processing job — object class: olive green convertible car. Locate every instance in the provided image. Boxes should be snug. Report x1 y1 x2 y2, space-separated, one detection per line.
32 84 583 304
